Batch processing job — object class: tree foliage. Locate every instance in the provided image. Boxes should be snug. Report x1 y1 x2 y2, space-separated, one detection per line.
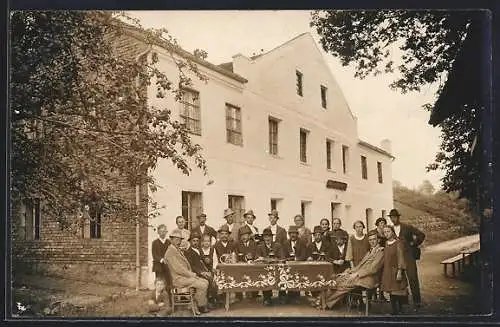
310 10 482 204
10 11 208 232
417 179 435 196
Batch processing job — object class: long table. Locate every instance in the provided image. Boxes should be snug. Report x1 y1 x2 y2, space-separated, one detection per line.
215 261 336 311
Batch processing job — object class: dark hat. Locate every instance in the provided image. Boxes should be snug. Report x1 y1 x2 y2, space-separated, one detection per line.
375 217 387 226
313 225 323 234
224 208 235 217
268 209 279 217
262 228 273 237
288 225 299 233
244 210 256 218
368 229 379 237
189 231 201 241
388 209 400 217
239 225 252 236
218 224 231 233
197 213 207 218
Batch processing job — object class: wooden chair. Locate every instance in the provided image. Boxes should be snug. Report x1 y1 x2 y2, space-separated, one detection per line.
165 264 199 316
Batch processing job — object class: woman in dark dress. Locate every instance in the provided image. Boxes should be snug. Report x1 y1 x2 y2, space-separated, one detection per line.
346 220 370 268
373 217 388 247
380 225 409 315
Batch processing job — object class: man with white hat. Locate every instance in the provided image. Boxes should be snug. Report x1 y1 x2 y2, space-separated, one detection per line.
164 229 210 314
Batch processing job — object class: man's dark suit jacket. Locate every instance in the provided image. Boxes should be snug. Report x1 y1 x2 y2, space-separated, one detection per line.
331 243 350 273
283 238 309 261
152 238 171 274
307 240 334 261
256 242 285 259
398 223 426 260
184 246 209 277
191 224 218 242
265 225 288 248
235 239 258 261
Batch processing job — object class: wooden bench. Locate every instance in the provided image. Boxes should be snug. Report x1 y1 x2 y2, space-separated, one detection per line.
441 253 471 278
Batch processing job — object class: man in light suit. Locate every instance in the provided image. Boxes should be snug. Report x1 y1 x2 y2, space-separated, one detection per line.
265 209 287 248
325 229 384 309
388 208 426 310
164 229 210 314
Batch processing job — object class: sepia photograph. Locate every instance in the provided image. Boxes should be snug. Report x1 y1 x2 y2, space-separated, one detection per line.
8 9 493 319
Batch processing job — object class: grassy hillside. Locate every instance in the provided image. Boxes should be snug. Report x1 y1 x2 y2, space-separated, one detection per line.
393 186 479 246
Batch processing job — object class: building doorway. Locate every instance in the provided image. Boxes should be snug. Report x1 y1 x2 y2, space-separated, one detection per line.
365 208 374 229
331 202 342 225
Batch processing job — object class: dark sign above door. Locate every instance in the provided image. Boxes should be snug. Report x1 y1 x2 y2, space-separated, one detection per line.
326 180 347 191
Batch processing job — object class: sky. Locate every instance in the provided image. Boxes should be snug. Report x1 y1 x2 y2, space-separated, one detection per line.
128 10 445 190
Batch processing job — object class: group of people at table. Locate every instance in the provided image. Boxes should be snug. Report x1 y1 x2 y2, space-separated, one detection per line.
149 208 426 316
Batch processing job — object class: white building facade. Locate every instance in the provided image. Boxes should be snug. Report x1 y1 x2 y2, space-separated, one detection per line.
146 33 394 286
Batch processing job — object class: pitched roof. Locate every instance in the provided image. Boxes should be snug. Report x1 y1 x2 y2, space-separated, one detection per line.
218 62 233 72
358 140 394 159
117 21 247 84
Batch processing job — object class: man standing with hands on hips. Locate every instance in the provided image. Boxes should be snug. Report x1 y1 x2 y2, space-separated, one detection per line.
388 208 426 311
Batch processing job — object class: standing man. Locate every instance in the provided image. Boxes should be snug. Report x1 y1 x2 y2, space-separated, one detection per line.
191 213 218 245
219 208 242 243
388 208 426 310
164 229 210 314
256 228 285 306
152 224 171 281
243 210 259 242
266 209 287 248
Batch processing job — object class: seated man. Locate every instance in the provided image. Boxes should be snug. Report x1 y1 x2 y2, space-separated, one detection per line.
256 228 285 306
164 229 210 314
324 229 384 309
235 225 259 300
147 278 172 316
183 231 218 308
283 225 309 304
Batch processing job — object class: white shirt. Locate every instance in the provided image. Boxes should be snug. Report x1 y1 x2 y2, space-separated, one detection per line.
201 247 218 270
192 247 200 255
227 223 234 231
270 225 277 242
394 225 401 237
158 237 168 244
337 244 346 253
221 241 229 247
353 234 365 241
246 223 258 234
290 240 296 254
315 241 322 252
386 239 397 246
199 225 205 234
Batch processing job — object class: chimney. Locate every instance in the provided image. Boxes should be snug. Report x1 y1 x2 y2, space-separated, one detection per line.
381 139 392 154
232 53 252 76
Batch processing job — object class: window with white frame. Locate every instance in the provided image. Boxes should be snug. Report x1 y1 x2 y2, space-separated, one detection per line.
182 191 203 230
179 88 201 135
226 103 242 145
268 117 279 155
